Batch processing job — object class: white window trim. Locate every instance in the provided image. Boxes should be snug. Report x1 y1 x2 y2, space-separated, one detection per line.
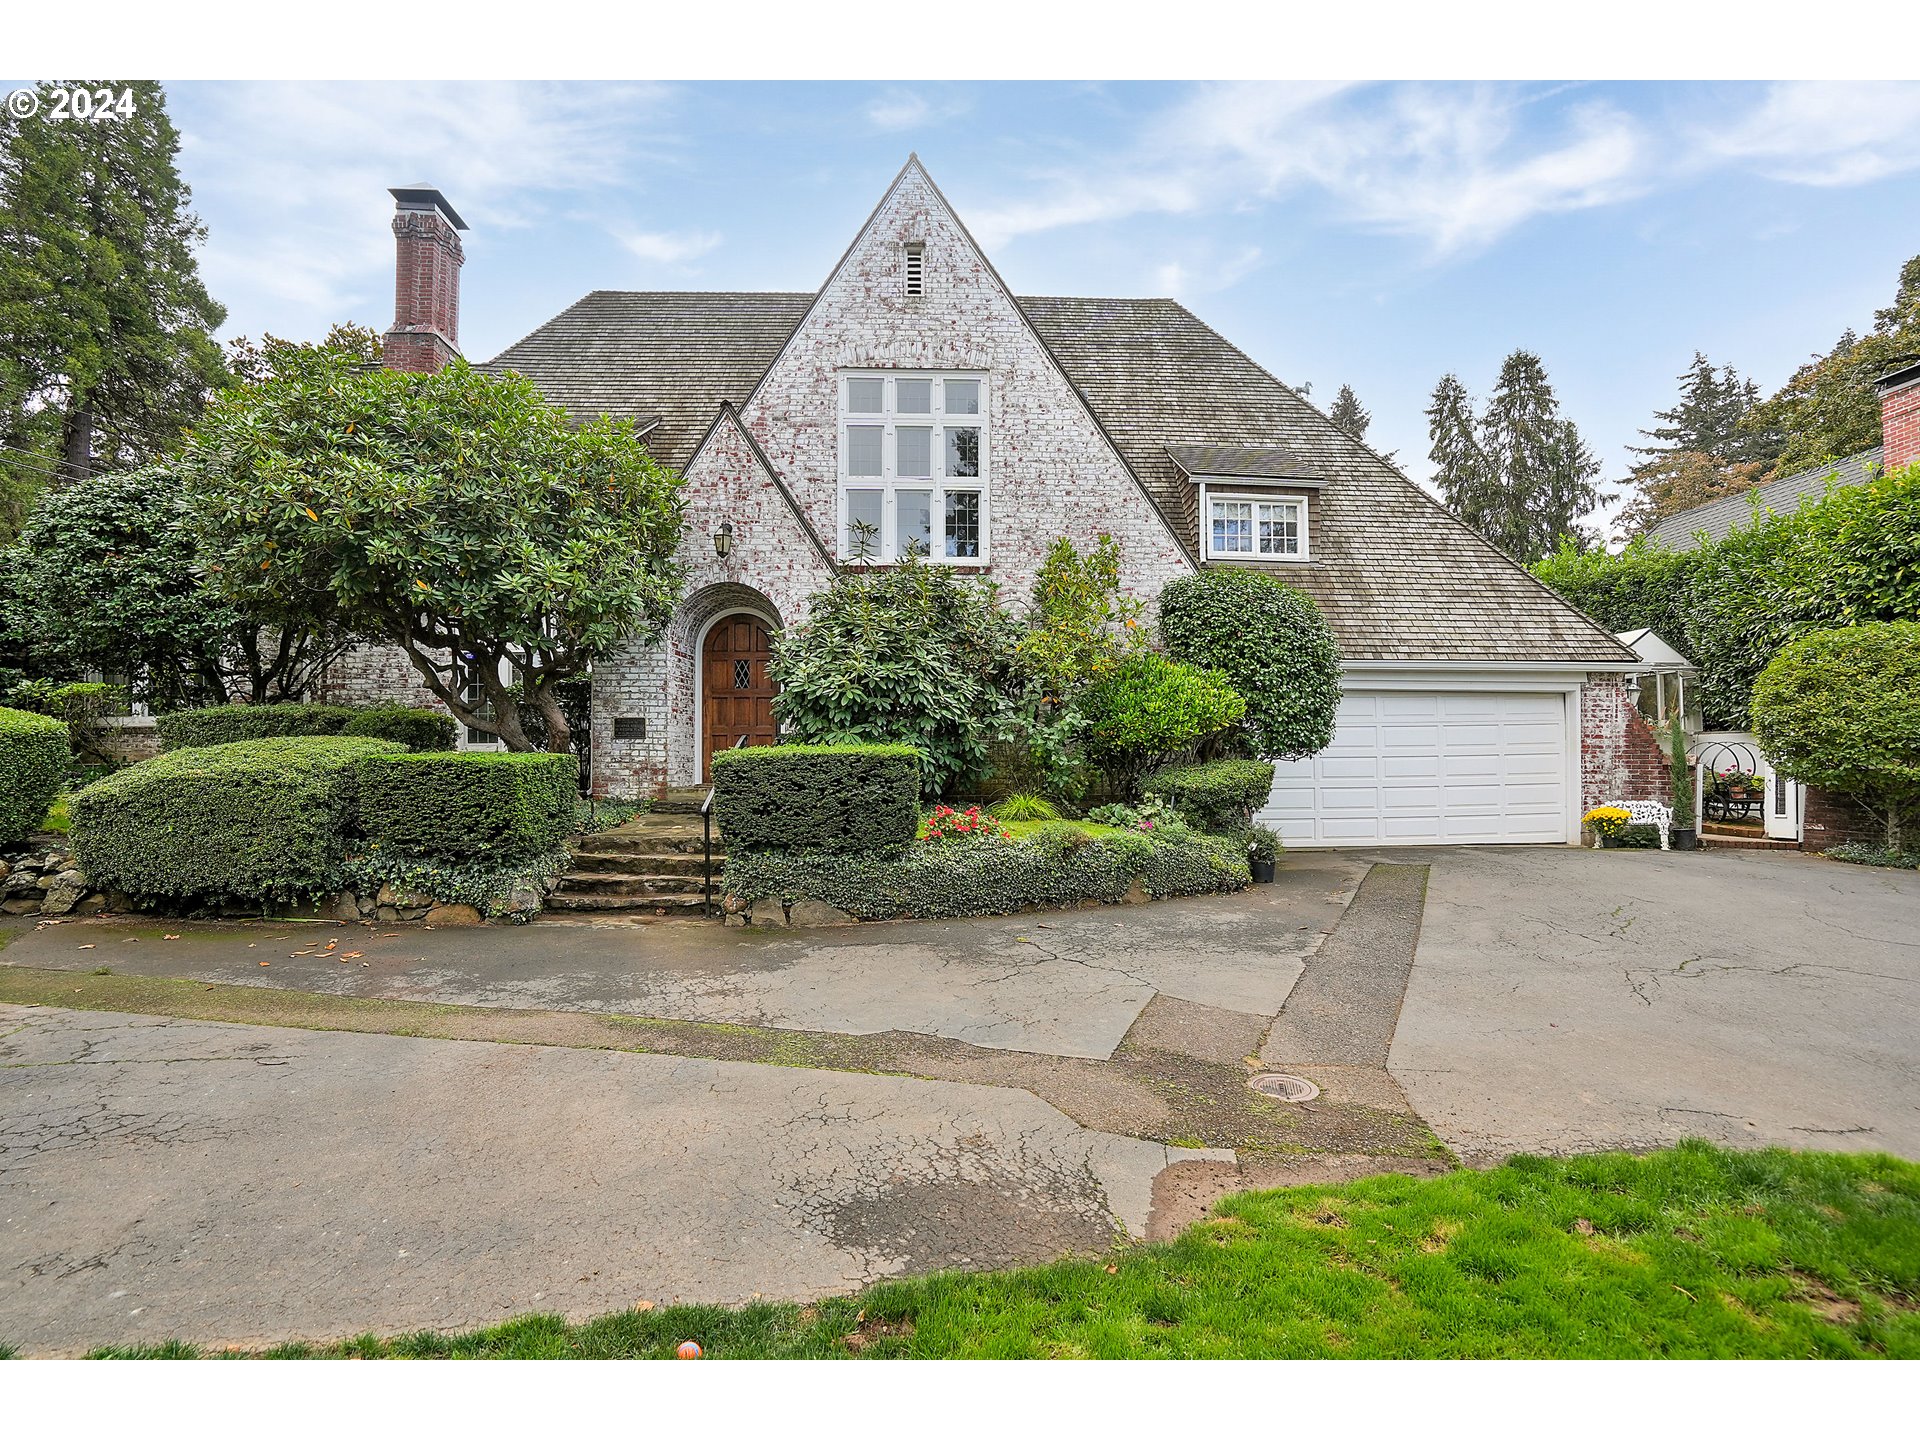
837 371 990 564
1201 484 1309 562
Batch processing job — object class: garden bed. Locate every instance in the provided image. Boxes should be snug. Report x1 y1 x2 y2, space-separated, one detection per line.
723 811 1250 927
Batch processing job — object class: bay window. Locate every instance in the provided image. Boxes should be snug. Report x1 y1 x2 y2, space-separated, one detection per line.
838 372 988 562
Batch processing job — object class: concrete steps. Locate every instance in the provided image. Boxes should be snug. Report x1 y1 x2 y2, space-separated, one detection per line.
552 808 723 916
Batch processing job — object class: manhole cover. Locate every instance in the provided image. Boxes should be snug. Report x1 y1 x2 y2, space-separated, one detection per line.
1248 1072 1320 1103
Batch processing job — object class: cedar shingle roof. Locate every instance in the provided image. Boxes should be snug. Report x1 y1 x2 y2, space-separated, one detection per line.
1165 442 1324 482
479 291 812 469
479 289 1635 665
1643 446 1882 551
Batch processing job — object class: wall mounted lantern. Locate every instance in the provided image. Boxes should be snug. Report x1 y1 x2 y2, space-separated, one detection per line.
713 518 735 559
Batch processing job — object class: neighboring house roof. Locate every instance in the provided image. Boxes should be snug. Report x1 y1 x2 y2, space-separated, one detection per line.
1643 446 1883 551
480 289 1635 666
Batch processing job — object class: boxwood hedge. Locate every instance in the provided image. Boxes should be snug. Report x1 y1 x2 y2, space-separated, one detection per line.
0 705 69 846
157 702 454 752
355 751 579 862
712 743 921 854
70 736 403 903
725 827 1249 921
1142 759 1277 834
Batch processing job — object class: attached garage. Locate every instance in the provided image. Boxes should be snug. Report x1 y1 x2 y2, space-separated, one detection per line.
1259 688 1575 847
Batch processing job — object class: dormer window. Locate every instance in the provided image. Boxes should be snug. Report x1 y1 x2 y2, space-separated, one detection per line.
1204 491 1309 561
903 243 925 296
838 371 989 563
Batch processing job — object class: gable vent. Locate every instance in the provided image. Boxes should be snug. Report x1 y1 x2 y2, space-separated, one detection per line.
903 243 925 297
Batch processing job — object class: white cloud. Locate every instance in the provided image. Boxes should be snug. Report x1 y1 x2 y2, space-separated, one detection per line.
1151 245 1263 301
965 82 1648 260
616 228 723 265
864 87 967 132
176 80 680 336
1698 80 1920 186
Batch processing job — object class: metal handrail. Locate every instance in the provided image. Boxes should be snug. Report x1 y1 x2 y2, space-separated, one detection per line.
702 735 750 918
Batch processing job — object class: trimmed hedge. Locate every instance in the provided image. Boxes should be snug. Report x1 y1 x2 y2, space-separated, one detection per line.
725 827 1249 921
157 702 454 751
1 705 69 845
1143 759 1277 834
341 704 457 752
712 743 921 854
356 751 579 862
69 736 403 903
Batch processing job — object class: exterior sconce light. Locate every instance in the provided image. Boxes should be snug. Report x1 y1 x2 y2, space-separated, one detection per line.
713 518 735 559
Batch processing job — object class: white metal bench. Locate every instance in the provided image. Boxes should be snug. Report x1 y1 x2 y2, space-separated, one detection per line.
1594 799 1673 850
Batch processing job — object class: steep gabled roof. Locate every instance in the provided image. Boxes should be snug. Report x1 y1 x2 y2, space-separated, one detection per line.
1643 446 1883 551
479 290 812 469
478 288 1635 665
1020 296 1634 664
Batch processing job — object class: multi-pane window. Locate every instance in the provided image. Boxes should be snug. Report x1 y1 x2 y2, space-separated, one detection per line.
839 372 988 562
1206 494 1307 561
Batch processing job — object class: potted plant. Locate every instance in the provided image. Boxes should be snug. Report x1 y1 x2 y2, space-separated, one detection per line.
1583 805 1630 848
1245 824 1280 883
1669 713 1697 850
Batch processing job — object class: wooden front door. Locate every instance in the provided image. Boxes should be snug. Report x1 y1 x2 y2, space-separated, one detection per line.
702 613 779 779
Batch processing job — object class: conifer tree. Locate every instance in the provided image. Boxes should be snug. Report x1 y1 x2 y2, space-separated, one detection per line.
1327 383 1372 441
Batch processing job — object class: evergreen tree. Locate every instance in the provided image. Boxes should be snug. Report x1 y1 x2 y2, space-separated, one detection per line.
1430 353 1603 561
0 79 226 521
1742 253 1920 477
1327 383 1372 441
1618 351 1776 531
1427 372 1487 526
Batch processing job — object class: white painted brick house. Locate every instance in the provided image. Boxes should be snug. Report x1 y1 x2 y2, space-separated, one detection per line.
328 159 1666 847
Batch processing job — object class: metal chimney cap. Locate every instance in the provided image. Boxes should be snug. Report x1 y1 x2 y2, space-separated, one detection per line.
388 185 468 231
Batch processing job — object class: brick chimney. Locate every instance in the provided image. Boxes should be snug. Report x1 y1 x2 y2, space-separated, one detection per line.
1879 358 1920 474
382 186 467 373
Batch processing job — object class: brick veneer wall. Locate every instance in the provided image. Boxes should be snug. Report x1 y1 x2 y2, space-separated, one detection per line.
1580 673 1671 814
314 643 449 715
1882 372 1919 474
588 162 1197 794
1802 786 1881 852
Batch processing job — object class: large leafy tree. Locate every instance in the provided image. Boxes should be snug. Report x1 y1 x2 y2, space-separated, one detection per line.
2 464 354 709
1752 622 1920 850
180 329 685 753
1433 353 1603 561
0 80 227 521
1618 449 1768 537
1742 253 1920 476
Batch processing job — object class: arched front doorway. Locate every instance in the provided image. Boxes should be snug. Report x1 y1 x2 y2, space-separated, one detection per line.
700 611 778 779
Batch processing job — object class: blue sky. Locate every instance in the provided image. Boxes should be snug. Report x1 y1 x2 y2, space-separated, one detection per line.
165 79 1920 529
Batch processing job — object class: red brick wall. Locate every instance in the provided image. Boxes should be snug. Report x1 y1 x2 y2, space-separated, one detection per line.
1802 785 1881 852
1580 674 1671 813
382 208 463 373
1883 374 1920 474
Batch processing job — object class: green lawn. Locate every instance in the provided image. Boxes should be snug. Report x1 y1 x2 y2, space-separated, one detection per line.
40 792 70 834
75 1143 1920 1359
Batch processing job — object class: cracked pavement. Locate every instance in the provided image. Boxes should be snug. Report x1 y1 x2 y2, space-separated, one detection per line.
0 1004 1226 1355
1387 845 1920 1164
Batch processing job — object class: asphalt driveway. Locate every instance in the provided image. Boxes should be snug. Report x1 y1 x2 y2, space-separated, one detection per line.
1389 845 1920 1164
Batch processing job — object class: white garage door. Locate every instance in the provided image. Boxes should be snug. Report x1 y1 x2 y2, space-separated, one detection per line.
1259 690 1570 847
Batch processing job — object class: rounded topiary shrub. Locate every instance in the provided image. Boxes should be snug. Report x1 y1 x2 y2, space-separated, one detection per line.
70 735 403 904
1142 758 1277 834
0 705 70 846
1751 621 1920 849
1077 652 1245 798
1157 567 1341 761
355 751 579 862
